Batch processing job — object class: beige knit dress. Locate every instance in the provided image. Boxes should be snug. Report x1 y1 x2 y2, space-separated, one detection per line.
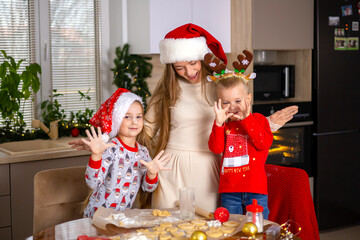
147 80 221 212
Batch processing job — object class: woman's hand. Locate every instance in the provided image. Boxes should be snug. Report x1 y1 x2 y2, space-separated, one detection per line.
68 139 91 152
140 150 171 179
270 105 299 126
81 126 115 160
214 99 233 126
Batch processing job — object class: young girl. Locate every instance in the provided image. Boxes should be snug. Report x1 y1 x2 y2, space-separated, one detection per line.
207 51 273 219
82 88 170 217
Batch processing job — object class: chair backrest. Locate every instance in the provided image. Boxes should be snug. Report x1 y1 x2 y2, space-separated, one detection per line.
33 166 91 234
265 164 320 240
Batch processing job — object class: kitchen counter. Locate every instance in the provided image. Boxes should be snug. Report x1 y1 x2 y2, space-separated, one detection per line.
0 137 90 164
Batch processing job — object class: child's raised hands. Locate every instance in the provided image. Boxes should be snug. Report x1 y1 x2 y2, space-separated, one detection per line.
233 97 251 121
81 126 116 160
214 99 234 126
139 150 171 179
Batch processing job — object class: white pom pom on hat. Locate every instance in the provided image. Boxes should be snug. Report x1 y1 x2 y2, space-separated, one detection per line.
159 23 227 65
89 88 143 142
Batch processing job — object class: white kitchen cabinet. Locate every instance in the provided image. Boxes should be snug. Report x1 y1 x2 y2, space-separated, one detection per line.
252 0 314 50
126 0 231 54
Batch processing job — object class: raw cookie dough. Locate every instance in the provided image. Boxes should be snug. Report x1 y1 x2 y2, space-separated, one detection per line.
152 209 171 217
223 221 240 228
205 230 223 238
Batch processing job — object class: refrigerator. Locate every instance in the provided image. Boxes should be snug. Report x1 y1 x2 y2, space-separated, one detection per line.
314 0 360 230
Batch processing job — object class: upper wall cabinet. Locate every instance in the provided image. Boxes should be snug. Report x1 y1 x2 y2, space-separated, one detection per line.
253 0 314 50
126 0 231 54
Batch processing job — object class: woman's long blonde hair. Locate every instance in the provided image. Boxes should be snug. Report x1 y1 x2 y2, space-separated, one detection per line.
143 61 212 156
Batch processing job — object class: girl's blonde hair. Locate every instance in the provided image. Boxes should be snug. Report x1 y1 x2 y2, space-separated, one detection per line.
144 61 212 156
215 77 250 94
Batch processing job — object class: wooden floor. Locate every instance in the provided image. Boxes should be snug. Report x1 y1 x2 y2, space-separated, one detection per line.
319 224 360 240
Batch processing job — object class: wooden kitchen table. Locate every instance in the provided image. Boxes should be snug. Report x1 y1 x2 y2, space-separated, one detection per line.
30 216 301 240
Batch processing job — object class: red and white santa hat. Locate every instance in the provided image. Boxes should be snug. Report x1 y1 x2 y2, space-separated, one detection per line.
159 23 227 64
89 88 143 142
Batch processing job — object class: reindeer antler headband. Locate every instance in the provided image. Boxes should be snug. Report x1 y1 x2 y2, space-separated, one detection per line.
205 50 256 84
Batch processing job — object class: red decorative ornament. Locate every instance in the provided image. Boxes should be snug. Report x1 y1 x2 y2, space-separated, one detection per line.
214 207 230 222
71 128 80 137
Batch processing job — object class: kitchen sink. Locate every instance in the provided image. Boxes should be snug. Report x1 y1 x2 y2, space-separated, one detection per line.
0 139 71 155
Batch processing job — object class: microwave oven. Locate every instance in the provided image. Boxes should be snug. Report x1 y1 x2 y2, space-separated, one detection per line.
253 65 295 101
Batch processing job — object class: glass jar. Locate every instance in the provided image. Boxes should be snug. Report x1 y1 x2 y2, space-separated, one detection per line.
246 199 264 232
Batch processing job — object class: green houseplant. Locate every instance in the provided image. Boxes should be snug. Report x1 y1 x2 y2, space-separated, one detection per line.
40 89 67 125
0 50 41 126
72 89 94 126
69 89 95 137
0 50 41 142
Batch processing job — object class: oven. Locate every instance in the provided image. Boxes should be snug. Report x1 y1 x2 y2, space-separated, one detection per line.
253 102 314 177
268 121 313 176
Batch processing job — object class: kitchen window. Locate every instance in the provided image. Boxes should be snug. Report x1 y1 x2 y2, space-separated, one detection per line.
0 0 105 127
0 0 38 126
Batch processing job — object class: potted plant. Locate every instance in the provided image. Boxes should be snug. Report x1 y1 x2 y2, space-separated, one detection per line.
69 89 95 137
39 89 69 138
0 50 41 142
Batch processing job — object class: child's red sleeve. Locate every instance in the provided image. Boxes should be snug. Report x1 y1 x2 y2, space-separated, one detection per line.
145 173 158 184
241 113 273 150
88 156 102 169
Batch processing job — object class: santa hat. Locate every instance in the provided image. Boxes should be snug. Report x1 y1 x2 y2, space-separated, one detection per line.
159 23 227 64
123 182 130 190
121 196 126 206
89 88 143 142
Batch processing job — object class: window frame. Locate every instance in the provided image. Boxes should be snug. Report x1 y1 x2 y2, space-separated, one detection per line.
0 0 111 127
35 0 111 120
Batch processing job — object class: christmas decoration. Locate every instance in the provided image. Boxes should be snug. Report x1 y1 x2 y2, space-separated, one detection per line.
214 207 230 223
205 50 256 85
70 128 80 137
111 44 152 109
242 222 258 237
159 23 227 64
280 220 302 239
190 230 207 240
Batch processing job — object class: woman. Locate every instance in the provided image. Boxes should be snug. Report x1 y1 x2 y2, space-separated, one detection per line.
143 24 297 212
70 24 298 212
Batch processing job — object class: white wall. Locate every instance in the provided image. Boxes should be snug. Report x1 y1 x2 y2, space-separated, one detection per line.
107 0 162 98
103 0 124 100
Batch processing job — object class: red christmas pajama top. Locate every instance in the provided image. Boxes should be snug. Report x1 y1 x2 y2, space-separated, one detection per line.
83 137 158 218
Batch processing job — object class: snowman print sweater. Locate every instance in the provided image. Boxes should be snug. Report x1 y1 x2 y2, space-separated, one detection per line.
83 137 158 218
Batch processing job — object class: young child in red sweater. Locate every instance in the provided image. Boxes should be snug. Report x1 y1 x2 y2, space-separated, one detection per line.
207 51 273 219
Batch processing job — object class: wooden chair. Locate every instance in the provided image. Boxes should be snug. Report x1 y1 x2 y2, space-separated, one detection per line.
265 164 320 240
33 166 91 234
